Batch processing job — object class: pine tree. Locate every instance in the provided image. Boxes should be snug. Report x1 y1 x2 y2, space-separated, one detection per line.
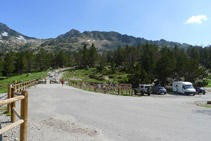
111 60 116 74
89 43 98 67
0 57 3 76
25 51 35 73
36 48 48 71
15 52 27 74
155 47 176 86
3 52 15 77
128 64 150 87
81 44 89 68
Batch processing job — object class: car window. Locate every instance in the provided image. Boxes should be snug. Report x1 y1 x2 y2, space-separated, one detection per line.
185 85 194 89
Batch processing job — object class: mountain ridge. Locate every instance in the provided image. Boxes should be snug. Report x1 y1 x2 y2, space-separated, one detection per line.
0 22 192 52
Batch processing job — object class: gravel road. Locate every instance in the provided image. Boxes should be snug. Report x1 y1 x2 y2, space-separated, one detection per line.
1 74 211 141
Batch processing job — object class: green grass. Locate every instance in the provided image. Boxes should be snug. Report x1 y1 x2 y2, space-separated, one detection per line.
63 67 128 84
205 75 211 87
199 104 211 108
206 79 211 87
0 71 48 94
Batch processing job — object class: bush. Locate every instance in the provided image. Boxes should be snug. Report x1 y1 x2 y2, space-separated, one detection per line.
89 74 98 79
109 75 115 79
197 80 208 87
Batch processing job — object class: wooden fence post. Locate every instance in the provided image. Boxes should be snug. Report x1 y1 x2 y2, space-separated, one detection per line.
7 85 12 113
94 84 96 92
11 87 16 123
20 91 28 141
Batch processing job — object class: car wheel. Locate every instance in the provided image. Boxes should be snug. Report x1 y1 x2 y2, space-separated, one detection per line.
203 92 205 95
134 90 137 95
193 93 195 96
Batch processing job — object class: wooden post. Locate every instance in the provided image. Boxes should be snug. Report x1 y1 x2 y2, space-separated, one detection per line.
7 85 12 113
11 87 16 123
22 83 24 90
20 83 22 92
20 91 28 141
94 85 96 92
118 87 120 95
138 89 140 96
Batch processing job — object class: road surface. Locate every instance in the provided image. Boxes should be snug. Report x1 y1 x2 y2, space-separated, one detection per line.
1 73 211 141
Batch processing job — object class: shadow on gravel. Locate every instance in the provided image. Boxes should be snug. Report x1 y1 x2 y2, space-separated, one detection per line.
0 94 7 100
192 110 211 116
167 93 194 97
1 121 11 124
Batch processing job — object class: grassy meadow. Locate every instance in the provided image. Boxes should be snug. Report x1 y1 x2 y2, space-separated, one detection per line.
63 67 128 84
0 71 47 93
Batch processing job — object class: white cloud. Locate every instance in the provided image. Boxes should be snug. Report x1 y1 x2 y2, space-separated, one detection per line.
186 15 208 24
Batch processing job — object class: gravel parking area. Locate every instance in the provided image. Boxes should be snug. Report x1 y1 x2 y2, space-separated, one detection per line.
1 79 211 140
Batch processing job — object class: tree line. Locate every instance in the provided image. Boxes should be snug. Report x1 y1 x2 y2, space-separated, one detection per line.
0 43 210 86
0 48 73 77
74 43 210 87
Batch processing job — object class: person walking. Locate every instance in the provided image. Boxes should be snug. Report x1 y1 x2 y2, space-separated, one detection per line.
62 78 64 87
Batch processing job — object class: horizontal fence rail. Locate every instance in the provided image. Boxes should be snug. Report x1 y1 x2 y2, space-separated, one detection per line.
68 80 133 96
0 79 38 141
0 90 28 141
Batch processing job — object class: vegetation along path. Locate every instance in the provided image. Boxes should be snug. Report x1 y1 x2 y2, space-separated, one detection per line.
1 73 211 141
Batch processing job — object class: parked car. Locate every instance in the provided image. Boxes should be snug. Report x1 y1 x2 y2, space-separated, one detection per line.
195 87 206 94
152 86 167 95
134 84 152 96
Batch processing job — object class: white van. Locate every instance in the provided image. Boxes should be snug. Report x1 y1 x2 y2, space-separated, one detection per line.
172 81 196 96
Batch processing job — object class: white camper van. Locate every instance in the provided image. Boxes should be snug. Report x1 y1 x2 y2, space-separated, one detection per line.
172 81 196 96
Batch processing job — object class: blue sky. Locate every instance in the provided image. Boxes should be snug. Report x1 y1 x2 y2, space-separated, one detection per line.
0 0 210 46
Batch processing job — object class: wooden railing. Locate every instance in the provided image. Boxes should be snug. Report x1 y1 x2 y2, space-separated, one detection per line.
68 80 133 96
0 90 28 141
7 79 36 114
0 79 36 141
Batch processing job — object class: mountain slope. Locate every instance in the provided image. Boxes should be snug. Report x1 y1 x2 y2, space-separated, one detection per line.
0 22 191 52
41 29 191 51
0 22 43 52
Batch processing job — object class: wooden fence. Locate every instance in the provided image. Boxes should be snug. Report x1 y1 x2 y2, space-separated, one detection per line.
0 79 36 141
68 80 133 96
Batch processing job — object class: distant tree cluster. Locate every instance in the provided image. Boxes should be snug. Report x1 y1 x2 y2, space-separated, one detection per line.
0 43 210 87
0 48 73 77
